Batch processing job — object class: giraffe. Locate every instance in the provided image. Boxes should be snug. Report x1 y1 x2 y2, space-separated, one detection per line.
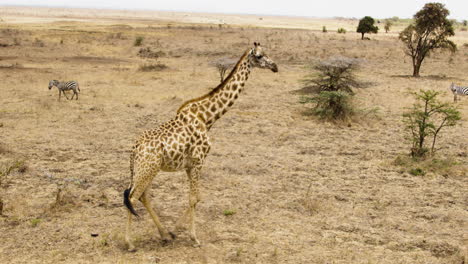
123 42 278 251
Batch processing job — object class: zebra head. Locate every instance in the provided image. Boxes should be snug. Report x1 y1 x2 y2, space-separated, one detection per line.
248 42 278 73
48 80 58 90
449 82 456 93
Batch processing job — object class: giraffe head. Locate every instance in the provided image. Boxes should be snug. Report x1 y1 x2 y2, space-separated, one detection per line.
249 42 278 73
48 80 58 90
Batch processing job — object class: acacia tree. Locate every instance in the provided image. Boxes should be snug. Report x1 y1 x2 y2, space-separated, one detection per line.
403 90 460 158
357 16 378 40
399 3 456 77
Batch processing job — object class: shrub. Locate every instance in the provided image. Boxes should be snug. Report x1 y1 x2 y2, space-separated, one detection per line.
134 36 144 46
301 91 354 120
223 209 236 216
337 28 346 34
302 56 362 94
409 167 426 176
138 63 168 72
137 47 165 59
322 26 327 33
384 20 392 33
403 90 461 158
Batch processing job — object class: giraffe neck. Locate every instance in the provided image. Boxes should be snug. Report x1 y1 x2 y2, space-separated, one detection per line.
177 50 252 130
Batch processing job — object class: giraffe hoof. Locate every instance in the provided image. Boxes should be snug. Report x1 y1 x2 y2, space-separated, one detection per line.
127 246 137 252
169 231 177 240
192 242 201 248
161 238 173 246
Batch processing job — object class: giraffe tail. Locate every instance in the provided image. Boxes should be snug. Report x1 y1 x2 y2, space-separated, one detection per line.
124 188 139 217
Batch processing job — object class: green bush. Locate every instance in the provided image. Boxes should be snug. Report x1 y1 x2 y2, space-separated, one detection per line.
409 168 426 176
337 28 346 34
301 91 354 120
134 36 144 46
322 26 327 33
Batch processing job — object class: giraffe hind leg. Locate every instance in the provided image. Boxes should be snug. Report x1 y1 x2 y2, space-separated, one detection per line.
125 210 136 252
124 161 165 251
140 189 175 244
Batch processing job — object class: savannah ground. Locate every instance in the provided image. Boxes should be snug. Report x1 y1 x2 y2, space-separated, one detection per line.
0 6 467 264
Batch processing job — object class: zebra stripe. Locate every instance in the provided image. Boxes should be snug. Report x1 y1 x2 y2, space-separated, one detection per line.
48 80 80 100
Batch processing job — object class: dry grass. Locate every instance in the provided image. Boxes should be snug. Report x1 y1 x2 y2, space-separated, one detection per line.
0 7 467 264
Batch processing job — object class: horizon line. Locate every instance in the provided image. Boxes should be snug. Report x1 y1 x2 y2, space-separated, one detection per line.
0 4 418 21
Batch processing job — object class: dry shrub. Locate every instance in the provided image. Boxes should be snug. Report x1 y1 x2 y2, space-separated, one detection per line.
138 63 168 72
137 47 165 59
32 38 45 47
211 57 236 82
302 56 362 94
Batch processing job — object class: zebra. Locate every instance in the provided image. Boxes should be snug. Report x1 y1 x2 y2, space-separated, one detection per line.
449 82 468 102
48 80 80 100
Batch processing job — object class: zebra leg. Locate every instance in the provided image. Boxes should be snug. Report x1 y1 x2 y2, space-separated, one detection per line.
70 92 75 100
58 90 61 101
75 90 78 100
63 90 70 100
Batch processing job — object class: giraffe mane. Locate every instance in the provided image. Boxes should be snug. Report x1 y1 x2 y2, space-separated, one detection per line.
177 49 251 113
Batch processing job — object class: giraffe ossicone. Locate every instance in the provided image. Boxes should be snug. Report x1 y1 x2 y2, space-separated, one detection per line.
123 43 278 251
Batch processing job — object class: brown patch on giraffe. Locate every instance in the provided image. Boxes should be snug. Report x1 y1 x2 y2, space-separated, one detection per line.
197 113 206 123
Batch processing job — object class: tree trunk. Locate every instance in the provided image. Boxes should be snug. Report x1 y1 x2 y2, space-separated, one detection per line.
361 33 364 40
412 59 421 77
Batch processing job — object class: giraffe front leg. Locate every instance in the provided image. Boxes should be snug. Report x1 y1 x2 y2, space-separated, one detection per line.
186 166 202 246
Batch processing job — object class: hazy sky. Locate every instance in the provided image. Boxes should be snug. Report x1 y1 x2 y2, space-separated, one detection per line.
1 0 466 20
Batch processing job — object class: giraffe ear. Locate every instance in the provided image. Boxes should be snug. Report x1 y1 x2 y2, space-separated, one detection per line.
258 42 261 46
253 42 257 47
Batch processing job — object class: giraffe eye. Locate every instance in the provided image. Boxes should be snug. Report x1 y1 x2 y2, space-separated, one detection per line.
256 55 263 59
